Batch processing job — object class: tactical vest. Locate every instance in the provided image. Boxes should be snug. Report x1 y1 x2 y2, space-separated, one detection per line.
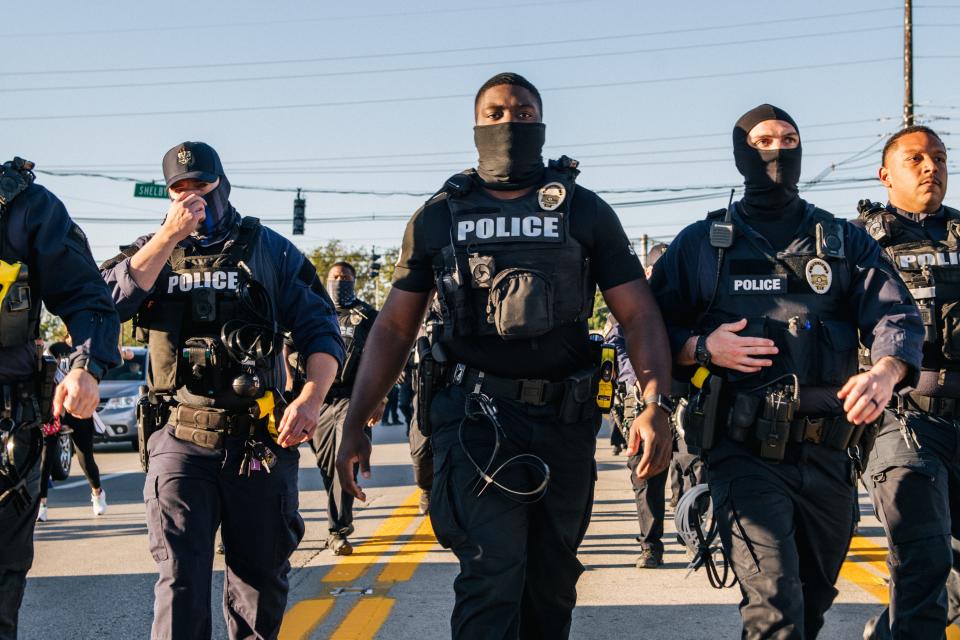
432 157 593 342
859 203 960 374
131 218 274 399
698 203 859 392
0 159 38 349
333 300 374 388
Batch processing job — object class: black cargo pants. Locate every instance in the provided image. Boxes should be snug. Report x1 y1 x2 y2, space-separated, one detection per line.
408 398 433 491
626 455 667 550
708 437 856 640
863 410 960 640
144 424 304 640
0 428 41 640
311 397 371 533
429 385 598 640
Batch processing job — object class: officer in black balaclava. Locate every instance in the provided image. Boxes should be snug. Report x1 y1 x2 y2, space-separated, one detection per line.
335 72 674 639
650 105 924 639
100 141 344 640
308 261 382 555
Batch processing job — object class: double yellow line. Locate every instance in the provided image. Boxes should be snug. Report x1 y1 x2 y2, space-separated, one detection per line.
279 490 437 640
841 534 960 639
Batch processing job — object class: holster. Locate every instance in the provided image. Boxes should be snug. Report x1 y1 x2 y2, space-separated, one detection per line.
414 336 441 437
136 386 168 472
679 375 723 452
558 368 598 424
35 355 57 423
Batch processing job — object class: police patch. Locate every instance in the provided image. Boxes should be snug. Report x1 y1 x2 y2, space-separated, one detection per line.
729 275 787 295
805 258 832 294
177 147 193 167
454 212 563 245
167 269 240 294
537 182 566 212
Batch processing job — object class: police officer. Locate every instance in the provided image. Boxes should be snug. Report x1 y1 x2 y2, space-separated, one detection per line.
650 105 923 639
0 158 120 639
310 261 381 555
336 72 673 639
101 142 344 640
854 125 960 640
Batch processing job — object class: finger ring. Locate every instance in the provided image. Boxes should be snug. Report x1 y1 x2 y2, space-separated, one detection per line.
869 398 880 409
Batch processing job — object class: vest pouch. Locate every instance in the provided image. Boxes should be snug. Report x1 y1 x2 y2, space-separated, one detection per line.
818 319 859 386
485 268 554 340
0 281 31 348
941 300 960 361
145 300 185 393
776 316 818 385
932 267 960 362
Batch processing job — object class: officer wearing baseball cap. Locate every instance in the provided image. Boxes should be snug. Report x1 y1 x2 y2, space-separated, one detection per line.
101 141 344 639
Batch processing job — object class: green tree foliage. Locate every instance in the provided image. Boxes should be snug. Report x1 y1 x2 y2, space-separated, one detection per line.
588 289 608 332
39 307 68 343
306 240 399 308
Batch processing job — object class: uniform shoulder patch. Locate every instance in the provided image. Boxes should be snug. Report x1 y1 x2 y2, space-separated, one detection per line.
805 258 833 294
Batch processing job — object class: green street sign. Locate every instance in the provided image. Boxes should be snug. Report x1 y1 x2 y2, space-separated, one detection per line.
133 182 168 199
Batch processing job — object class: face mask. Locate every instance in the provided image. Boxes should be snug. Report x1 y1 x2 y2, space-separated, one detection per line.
327 279 356 309
473 122 546 190
732 105 802 211
192 176 237 246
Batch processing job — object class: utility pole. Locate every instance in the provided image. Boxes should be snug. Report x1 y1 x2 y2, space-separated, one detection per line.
903 0 914 128
639 233 649 267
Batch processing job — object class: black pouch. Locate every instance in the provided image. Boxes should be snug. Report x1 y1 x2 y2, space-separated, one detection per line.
136 386 166 472
414 336 439 437
755 388 797 461
559 368 597 424
941 300 960 361
486 268 554 340
36 355 57 422
728 393 761 443
682 375 723 452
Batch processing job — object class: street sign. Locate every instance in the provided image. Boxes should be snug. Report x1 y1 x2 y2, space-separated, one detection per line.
133 183 168 199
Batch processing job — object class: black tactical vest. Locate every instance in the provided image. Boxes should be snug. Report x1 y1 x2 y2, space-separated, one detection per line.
698 203 859 393
132 218 275 404
859 203 960 375
432 157 593 342
0 159 39 349
332 300 375 389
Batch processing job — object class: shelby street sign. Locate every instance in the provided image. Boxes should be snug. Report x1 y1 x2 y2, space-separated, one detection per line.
133 182 168 199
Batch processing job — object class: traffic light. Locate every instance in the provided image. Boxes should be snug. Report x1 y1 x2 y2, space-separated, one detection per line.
293 189 305 236
369 251 381 278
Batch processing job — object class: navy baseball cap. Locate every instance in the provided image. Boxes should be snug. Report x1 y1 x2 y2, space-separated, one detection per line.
162 141 223 187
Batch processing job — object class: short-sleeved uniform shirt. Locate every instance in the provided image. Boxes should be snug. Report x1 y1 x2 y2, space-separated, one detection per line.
392 180 643 380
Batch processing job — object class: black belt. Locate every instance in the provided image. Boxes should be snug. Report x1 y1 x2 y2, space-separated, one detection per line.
789 416 865 450
448 364 566 407
325 386 352 401
169 405 257 436
906 393 959 419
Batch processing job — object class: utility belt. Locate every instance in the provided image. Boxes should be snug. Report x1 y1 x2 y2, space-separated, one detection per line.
324 386 353 402
446 363 597 424
903 392 960 419
168 404 264 450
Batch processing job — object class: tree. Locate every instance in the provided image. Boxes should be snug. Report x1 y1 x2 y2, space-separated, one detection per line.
39 307 68 343
306 241 399 308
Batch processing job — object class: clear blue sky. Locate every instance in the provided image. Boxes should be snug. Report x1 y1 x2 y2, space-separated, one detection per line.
5 0 960 264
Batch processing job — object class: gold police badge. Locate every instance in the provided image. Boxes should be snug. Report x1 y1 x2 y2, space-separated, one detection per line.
538 182 566 212
177 147 193 167
805 258 832 294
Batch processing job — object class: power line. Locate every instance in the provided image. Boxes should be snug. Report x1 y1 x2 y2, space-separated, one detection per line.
1 7 902 74
2 58 907 122
1 27 909 94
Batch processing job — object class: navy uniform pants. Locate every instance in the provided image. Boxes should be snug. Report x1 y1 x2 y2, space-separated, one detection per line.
429 386 598 640
0 428 41 640
310 398 371 533
408 394 433 492
626 455 667 550
144 424 303 640
709 438 856 640
864 410 960 640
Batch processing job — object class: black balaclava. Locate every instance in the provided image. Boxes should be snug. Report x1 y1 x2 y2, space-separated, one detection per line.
327 279 356 310
473 122 546 190
191 175 239 247
733 104 802 212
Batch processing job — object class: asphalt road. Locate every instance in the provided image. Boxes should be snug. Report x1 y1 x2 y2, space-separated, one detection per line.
21 422 939 639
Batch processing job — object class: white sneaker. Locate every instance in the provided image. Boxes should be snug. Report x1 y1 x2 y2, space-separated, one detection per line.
36 503 48 522
92 490 107 516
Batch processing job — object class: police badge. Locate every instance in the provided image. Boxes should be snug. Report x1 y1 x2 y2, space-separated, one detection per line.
805 258 832 294
177 147 193 167
538 182 565 212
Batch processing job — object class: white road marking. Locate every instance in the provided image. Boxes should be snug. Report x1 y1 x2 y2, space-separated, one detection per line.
53 470 140 490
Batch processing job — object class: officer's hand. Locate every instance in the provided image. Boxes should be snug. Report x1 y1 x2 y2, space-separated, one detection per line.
160 193 206 242
705 319 778 373
336 427 373 501
276 395 321 448
627 407 672 479
838 357 906 425
53 369 100 420
366 400 386 427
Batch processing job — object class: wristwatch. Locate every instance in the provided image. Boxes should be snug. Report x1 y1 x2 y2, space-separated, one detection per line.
640 393 674 416
694 334 712 367
72 357 106 383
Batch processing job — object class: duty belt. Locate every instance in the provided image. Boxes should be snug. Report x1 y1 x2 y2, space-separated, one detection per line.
906 393 959 419
448 364 566 407
788 416 865 450
169 405 257 436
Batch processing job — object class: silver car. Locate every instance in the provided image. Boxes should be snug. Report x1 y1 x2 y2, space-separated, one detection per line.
96 347 148 451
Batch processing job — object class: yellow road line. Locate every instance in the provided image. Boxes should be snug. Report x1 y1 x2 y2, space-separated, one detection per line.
846 535 890 578
329 596 396 640
323 491 422 584
839 558 889 603
278 599 335 640
377 516 437 584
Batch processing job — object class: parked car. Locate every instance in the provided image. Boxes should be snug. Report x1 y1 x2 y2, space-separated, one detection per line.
96 347 148 451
